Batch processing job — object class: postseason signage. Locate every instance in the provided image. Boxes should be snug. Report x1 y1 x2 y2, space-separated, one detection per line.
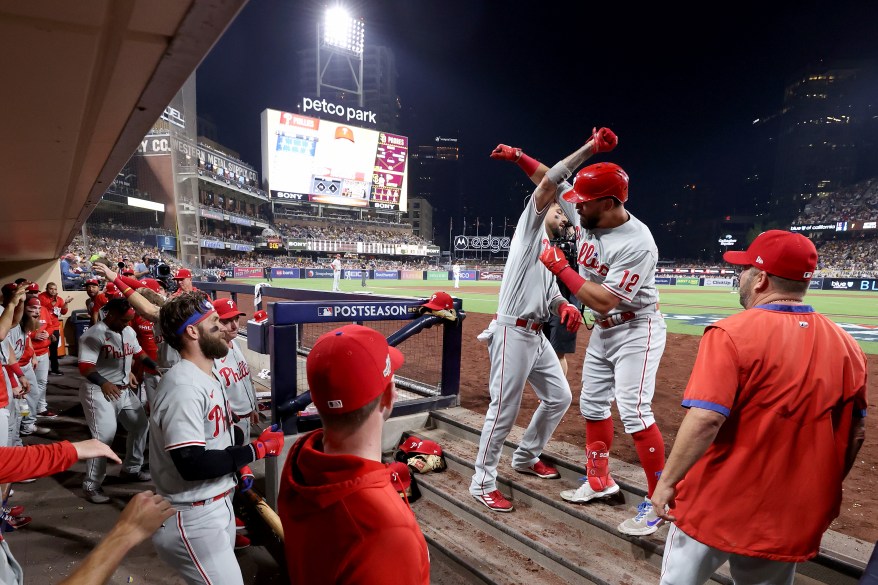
262 108 408 211
453 235 511 254
821 278 878 292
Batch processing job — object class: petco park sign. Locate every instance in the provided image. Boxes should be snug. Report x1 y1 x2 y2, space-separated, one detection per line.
453 235 511 254
301 97 377 124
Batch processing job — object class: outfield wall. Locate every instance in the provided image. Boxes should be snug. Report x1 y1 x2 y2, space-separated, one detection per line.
232 267 878 292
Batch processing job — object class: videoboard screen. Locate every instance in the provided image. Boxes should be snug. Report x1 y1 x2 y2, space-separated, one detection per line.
262 108 408 211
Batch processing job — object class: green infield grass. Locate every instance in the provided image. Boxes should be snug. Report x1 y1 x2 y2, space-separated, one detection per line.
230 278 878 353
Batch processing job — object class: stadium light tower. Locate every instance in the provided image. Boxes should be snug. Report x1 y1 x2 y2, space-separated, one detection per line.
317 6 365 107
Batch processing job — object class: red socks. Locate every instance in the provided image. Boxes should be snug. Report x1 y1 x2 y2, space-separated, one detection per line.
585 418 614 451
632 424 665 497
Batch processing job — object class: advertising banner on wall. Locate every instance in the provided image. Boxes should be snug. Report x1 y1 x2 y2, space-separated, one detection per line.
655 276 674 286
304 268 334 278
344 270 366 279
426 271 449 281
479 271 504 281
271 268 300 279
703 277 733 287
400 270 422 281
821 278 878 291
808 278 823 290
676 277 701 286
459 270 478 281
232 267 263 278
374 270 399 280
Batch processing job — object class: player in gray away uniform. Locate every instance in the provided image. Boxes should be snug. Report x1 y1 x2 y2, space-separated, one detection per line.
78 298 155 504
468 132 615 512
92 262 181 374
499 132 668 535
211 298 258 441
150 293 284 585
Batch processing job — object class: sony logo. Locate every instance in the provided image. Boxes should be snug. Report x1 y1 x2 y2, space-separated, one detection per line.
273 191 306 200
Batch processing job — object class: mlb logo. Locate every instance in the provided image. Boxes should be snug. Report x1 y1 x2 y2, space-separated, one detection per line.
317 307 333 317
327 400 344 409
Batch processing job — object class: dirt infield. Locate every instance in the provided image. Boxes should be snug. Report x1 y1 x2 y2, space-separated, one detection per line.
458 311 878 543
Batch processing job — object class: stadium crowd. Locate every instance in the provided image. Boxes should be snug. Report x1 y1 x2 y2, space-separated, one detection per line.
795 178 878 224
816 238 878 277
274 222 429 245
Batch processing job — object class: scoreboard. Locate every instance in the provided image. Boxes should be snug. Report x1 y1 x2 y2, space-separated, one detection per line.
262 108 408 212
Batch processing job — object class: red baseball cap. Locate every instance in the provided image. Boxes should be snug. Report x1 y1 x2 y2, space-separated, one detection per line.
307 324 404 415
26 283 39 292
85 278 100 286
213 298 245 320
104 282 119 296
25 297 41 308
122 268 135 276
423 291 453 311
252 310 268 323
2 283 16 295
723 230 817 281
173 268 193 280
138 278 161 293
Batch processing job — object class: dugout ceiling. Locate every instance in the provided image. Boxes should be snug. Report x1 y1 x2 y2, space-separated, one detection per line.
0 0 247 262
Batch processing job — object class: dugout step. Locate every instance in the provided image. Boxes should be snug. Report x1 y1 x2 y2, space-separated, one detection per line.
413 465 669 585
418 499 573 585
410 409 869 584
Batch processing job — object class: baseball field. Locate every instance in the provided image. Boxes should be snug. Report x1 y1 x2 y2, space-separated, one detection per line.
233 275 878 542
233 277 878 354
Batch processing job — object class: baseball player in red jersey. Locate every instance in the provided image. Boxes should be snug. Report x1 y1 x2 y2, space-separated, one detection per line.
653 232 868 583
149 293 284 584
38 282 72 376
497 130 669 535
172 269 198 296
469 133 606 513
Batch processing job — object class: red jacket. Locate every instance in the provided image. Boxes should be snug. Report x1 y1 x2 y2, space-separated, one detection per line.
278 430 430 585
0 442 78 483
38 292 68 332
28 306 52 356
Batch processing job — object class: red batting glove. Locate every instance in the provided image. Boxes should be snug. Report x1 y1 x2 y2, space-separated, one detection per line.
490 144 522 161
251 424 284 459
539 246 570 276
591 127 618 153
558 303 583 333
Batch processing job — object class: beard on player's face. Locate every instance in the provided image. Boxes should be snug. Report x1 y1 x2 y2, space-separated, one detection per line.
738 267 756 309
197 323 229 359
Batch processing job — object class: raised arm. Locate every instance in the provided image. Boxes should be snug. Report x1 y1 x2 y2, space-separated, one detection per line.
490 127 618 186
92 263 160 322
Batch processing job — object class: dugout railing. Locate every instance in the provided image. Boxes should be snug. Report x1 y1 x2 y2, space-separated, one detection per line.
194 282 464 434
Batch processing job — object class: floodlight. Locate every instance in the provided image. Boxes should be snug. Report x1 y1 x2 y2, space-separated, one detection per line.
323 7 364 54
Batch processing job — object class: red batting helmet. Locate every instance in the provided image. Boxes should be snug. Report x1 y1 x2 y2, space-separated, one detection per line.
563 162 629 204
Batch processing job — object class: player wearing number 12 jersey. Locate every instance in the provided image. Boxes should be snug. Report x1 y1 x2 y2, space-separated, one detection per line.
496 133 668 536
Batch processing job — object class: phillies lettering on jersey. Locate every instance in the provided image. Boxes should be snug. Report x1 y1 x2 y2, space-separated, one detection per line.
217 360 250 386
101 342 138 360
578 242 610 276
207 399 234 438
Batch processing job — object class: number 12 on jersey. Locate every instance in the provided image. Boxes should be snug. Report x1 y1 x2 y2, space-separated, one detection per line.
618 270 640 293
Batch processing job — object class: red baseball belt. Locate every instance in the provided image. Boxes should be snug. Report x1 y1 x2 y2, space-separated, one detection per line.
189 488 233 507
595 311 637 329
494 314 543 332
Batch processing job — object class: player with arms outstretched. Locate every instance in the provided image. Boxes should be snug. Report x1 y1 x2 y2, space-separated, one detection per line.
469 130 614 513
495 130 668 536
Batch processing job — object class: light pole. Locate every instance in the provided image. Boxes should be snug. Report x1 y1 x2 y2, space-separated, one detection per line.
317 7 365 107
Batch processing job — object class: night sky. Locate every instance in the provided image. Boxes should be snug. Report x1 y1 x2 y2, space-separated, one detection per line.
197 1 878 257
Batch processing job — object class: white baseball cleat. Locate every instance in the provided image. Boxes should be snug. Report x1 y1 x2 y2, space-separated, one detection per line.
618 497 665 536
560 476 620 503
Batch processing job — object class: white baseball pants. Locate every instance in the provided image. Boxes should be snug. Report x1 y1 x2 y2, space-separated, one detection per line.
470 322 571 496
660 523 796 585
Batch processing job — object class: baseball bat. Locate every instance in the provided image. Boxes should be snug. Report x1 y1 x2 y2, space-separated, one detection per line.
244 488 284 543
